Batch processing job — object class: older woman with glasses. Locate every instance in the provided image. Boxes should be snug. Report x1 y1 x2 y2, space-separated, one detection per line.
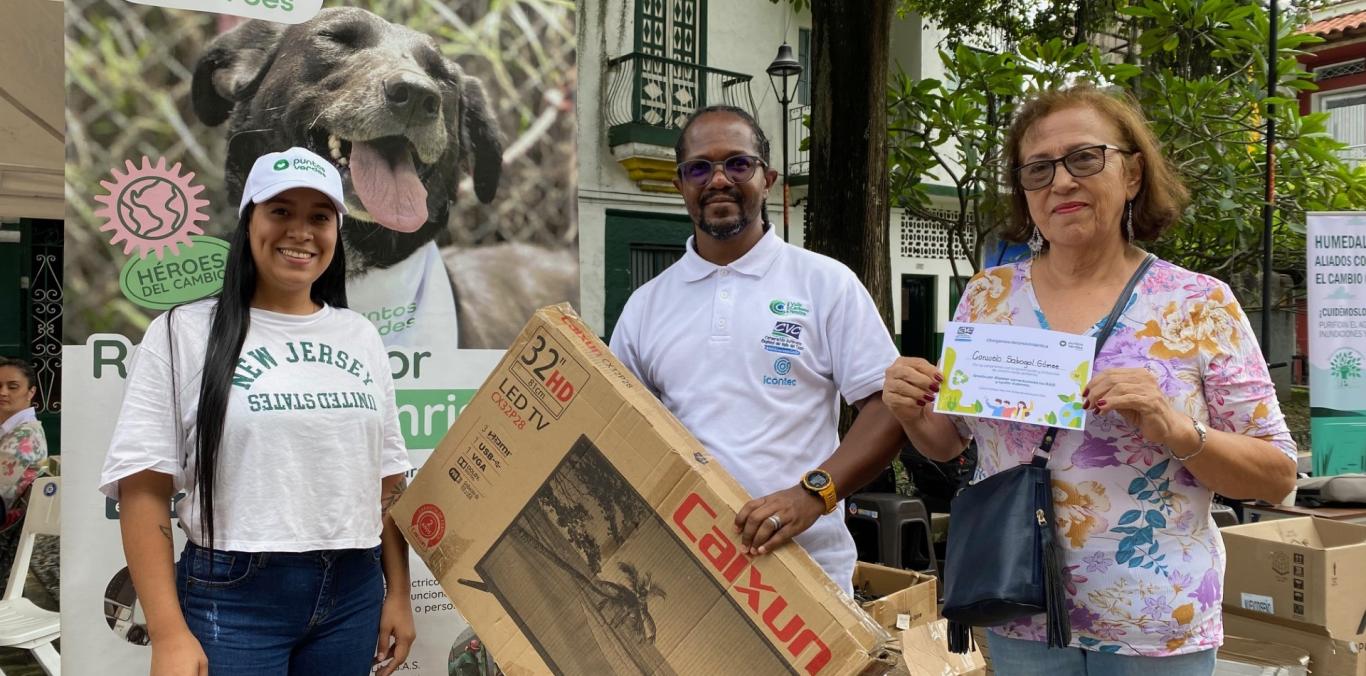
884 85 1296 675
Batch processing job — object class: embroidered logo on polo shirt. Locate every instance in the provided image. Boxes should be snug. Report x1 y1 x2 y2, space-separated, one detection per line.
762 320 805 355
772 321 803 340
762 357 798 387
768 299 810 316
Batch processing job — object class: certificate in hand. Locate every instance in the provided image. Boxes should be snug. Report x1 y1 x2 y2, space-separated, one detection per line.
934 322 1096 429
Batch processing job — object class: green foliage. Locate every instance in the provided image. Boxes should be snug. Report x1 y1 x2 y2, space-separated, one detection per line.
888 39 1135 272
894 0 1126 47
888 0 1366 283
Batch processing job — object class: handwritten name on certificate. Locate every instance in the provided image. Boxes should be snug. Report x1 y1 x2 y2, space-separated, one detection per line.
935 322 1096 429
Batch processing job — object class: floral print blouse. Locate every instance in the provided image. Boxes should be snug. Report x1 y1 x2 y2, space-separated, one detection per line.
950 257 1295 657
0 408 46 529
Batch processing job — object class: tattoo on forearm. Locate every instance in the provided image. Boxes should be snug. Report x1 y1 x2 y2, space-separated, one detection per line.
381 477 409 515
160 525 172 541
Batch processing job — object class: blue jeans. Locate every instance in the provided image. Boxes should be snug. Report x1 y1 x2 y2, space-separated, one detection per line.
987 633 1217 676
176 541 384 675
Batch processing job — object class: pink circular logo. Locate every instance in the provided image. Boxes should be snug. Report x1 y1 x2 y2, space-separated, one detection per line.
95 157 210 259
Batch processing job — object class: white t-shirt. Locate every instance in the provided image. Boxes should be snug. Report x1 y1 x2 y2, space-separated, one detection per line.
99 300 411 551
610 226 898 593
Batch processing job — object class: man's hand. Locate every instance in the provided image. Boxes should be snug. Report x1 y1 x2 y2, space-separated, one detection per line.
733 485 826 556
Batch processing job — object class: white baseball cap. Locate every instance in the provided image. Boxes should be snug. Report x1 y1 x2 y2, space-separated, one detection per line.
239 147 348 223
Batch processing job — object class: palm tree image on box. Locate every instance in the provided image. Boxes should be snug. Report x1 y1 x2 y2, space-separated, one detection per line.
595 562 667 643
465 435 795 675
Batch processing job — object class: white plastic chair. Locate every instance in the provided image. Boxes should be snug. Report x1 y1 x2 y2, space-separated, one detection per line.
0 476 60 675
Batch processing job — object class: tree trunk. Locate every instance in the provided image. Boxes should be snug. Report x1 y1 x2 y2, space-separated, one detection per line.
806 0 895 334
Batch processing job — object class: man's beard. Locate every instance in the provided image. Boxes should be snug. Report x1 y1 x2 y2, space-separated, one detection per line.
698 214 748 240
696 188 750 240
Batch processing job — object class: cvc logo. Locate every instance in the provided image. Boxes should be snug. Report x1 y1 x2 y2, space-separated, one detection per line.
273 159 290 171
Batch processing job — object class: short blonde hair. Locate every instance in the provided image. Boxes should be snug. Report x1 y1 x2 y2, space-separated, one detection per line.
1002 85 1189 243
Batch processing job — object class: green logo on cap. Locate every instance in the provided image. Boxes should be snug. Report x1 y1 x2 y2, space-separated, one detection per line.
273 159 289 171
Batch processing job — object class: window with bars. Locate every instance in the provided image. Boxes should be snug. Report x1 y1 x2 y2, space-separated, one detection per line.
629 244 685 291
634 0 706 130
1323 89 1366 151
798 28 811 106
899 209 976 260
1315 59 1366 81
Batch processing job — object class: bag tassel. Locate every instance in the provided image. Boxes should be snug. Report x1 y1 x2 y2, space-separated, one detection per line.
946 619 973 654
1042 532 1072 649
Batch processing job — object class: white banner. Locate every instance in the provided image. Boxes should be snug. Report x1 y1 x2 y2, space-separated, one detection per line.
62 336 506 674
1306 212 1366 476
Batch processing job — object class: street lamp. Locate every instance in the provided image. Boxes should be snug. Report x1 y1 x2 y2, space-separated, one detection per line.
767 42 802 243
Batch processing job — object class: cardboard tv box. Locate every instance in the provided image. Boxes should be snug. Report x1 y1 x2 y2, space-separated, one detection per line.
1221 517 1366 639
391 305 897 675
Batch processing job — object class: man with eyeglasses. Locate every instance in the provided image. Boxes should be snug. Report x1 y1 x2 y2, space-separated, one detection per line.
608 105 906 594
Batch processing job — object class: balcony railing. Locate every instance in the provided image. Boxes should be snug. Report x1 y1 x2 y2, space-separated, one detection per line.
605 52 757 147
787 104 811 178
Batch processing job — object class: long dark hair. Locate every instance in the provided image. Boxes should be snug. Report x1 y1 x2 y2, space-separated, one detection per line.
173 203 348 547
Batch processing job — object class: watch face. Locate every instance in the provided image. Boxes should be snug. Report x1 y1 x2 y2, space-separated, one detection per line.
806 471 829 490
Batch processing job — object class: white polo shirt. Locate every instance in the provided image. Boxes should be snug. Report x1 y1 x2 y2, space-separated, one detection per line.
610 225 898 593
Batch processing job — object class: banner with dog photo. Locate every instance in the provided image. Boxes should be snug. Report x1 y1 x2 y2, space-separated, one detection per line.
62 0 577 673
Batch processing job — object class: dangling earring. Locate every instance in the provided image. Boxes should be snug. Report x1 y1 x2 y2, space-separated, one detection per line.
1125 200 1135 243
1028 223 1044 256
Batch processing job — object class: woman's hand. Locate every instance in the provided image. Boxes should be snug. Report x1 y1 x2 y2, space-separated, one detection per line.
374 591 416 676
150 627 208 676
884 357 944 426
1085 367 1190 448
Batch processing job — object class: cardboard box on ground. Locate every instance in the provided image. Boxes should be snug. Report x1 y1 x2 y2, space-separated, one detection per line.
1221 516 1366 676
1214 635 1309 676
1221 517 1366 639
1224 613 1365 676
390 304 898 675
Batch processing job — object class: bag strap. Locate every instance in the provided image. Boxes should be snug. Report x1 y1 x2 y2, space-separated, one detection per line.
1033 253 1156 464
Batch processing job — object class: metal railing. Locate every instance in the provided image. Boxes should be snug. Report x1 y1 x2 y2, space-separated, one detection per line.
605 52 757 137
788 104 811 177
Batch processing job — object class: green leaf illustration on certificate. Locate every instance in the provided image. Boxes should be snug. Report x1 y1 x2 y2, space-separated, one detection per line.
935 322 1096 429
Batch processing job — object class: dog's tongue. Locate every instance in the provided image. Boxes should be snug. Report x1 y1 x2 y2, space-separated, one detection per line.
349 141 429 232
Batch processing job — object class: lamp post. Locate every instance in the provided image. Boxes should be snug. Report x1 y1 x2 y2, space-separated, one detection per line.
767 42 802 243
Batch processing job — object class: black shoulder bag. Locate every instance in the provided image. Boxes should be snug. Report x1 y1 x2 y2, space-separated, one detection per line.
942 253 1156 653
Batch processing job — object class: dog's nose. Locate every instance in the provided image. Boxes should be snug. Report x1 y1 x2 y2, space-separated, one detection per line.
384 75 441 123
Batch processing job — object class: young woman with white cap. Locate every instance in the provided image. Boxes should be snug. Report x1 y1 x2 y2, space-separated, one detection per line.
100 147 415 676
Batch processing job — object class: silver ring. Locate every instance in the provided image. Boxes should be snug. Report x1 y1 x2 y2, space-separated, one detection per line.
766 514 782 531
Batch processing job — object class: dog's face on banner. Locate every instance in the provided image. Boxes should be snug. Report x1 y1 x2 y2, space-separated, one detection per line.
192 7 504 274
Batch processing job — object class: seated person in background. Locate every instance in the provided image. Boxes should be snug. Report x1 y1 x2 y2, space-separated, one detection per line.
0 357 47 526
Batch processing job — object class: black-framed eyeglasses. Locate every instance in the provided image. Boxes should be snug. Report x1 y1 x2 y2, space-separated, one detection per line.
676 154 765 186
1015 144 1134 191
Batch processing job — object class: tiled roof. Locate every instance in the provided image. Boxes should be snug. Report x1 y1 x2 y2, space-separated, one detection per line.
1304 9 1366 38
